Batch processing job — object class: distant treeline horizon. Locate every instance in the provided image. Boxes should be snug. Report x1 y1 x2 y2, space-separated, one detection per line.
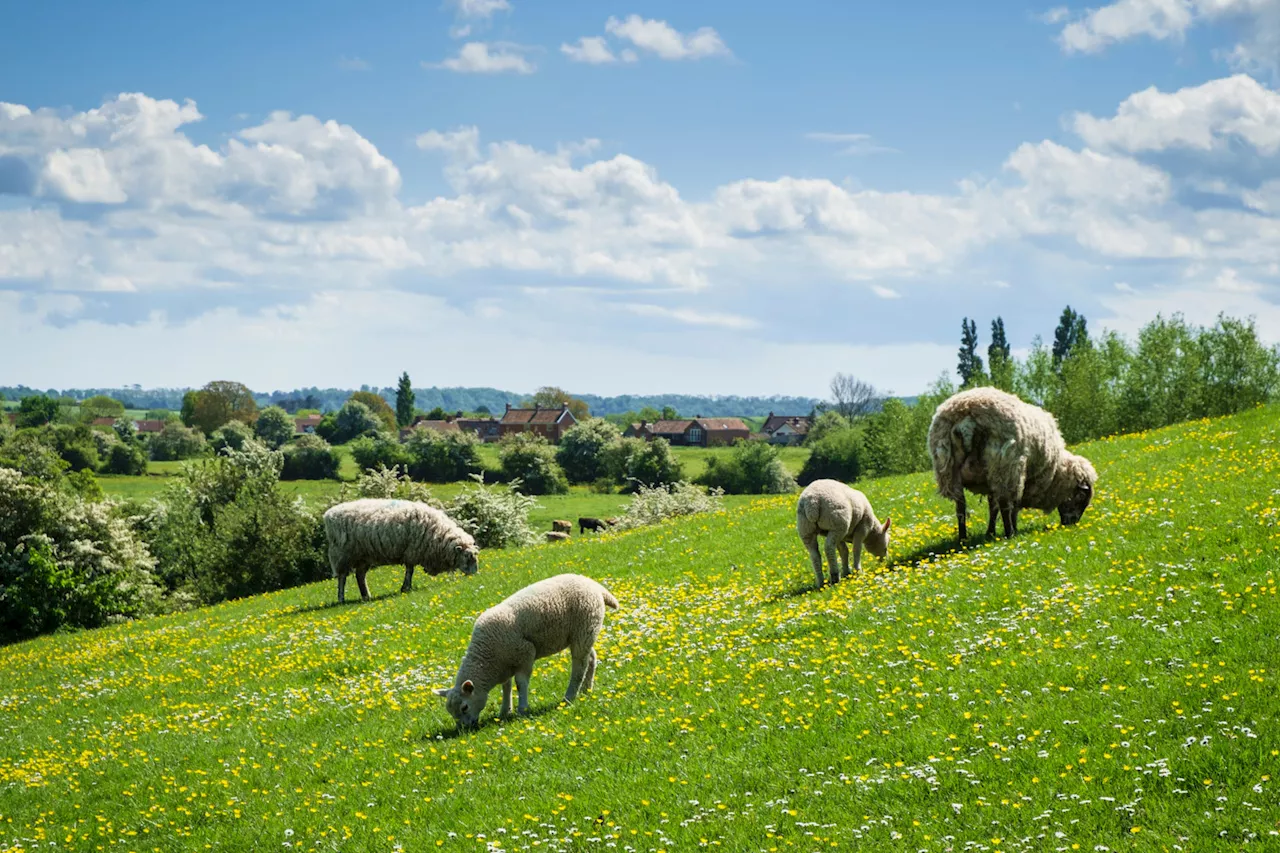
0 384 832 419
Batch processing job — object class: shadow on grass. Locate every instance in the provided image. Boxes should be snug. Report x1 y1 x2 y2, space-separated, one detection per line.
425 700 570 740
273 589 405 618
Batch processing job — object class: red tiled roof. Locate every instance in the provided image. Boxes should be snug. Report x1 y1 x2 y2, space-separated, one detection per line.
501 406 574 426
696 417 749 432
91 417 117 426
647 419 695 435
134 419 165 433
764 414 811 435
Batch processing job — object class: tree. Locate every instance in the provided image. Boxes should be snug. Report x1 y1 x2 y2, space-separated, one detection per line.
395 372 415 428
988 318 1015 391
281 435 341 481
189 381 258 435
696 440 796 494
80 395 125 422
348 391 397 435
498 433 569 495
607 437 683 491
403 429 482 482
957 318 985 387
179 391 199 428
527 386 590 421
332 400 384 444
661 405 678 420
254 406 295 449
149 422 207 461
555 418 623 484
210 421 255 455
16 395 60 428
1197 314 1280 417
1015 336 1057 407
828 373 878 420
1052 306 1089 369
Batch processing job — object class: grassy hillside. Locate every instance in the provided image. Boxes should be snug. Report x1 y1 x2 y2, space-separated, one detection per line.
3 407 1278 851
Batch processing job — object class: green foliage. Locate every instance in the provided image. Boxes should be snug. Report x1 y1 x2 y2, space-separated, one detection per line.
112 418 138 444
344 464 439 505
280 435 341 481
798 423 866 485
148 421 207 461
395 372 415 428
330 400 385 444
16 394 61 428
555 417 622 483
80 394 125 422
957 317 985 387
804 410 850 445
0 432 70 480
145 408 172 421
695 440 796 494
180 390 199 427
0 467 162 644
188 381 258 435
348 434 411 473
1198 314 1280 416
254 406 295 449
606 436 684 491
104 442 148 476
988 317 1015 391
44 423 101 472
498 433 569 495
526 386 590 421
403 428 482 482
0 416 12 448
616 480 724 529
445 476 539 549
1052 305 1089 368
209 420 255 454
347 391 398 435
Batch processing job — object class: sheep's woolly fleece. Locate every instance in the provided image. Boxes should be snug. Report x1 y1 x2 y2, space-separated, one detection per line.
322 498 479 577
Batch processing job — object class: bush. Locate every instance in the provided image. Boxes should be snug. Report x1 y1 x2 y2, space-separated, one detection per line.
281 434 341 480
254 406 295 449
146 442 327 605
0 416 13 448
498 434 569 495
445 476 539 549
342 464 439 505
330 400 384 444
798 425 867 486
348 434 411 473
608 437 683 491
149 422 207 461
696 440 796 495
0 467 163 644
555 418 622 483
16 395 60 428
403 428 482 482
616 481 724 530
104 442 148 476
804 411 851 446
210 420 255 454
0 432 70 480
39 424 102 472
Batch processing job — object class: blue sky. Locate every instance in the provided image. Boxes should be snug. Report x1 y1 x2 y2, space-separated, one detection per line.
4 0 1280 397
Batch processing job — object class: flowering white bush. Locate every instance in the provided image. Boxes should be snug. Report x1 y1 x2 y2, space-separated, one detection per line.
616 481 724 530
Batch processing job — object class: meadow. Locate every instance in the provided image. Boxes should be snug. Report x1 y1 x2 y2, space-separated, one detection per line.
2 406 1278 851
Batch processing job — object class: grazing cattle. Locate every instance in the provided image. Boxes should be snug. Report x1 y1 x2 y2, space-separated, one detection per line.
579 517 610 534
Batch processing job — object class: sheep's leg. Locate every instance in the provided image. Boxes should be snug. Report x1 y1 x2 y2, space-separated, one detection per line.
986 499 999 538
582 648 598 693
500 679 514 718
837 541 850 579
566 628 601 702
824 533 841 587
1004 507 1019 538
851 539 863 576
400 563 415 594
355 569 371 602
514 643 537 715
956 494 968 541
337 572 348 604
802 534 825 589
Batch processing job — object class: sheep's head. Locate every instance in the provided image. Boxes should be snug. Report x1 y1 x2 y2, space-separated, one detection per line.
458 543 479 576
1056 454 1097 527
865 516 892 559
434 680 488 731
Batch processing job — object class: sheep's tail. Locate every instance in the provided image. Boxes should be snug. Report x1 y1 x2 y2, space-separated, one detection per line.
929 414 977 501
601 588 619 610
799 493 822 526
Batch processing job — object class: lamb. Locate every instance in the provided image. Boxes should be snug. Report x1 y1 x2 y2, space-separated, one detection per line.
323 498 479 603
434 573 618 730
551 519 572 535
927 387 1098 540
795 479 892 589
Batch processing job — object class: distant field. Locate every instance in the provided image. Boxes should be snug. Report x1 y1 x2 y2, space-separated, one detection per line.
671 443 808 480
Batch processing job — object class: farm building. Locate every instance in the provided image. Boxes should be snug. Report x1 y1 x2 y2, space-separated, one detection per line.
761 412 812 445
294 414 323 435
631 416 750 447
133 419 165 435
456 416 502 442
498 403 577 444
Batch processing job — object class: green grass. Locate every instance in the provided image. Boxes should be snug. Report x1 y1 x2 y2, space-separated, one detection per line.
6 407 1279 850
672 443 809 480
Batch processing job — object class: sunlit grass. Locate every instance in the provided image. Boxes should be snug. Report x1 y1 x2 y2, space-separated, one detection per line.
5 407 1278 851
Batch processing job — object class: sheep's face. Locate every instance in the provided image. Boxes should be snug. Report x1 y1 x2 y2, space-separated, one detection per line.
435 680 488 731
1057 483 1093 526
865 516 892 559
460 548 479 576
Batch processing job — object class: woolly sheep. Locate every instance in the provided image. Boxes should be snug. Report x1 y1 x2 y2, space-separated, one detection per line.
796 479 892 589
434 573 618 730
545 531 570 543
551 519 572 534
323 498 479 603
927 387 1098 540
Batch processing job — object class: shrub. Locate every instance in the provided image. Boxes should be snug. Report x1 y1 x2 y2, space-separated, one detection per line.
0 416 13 448
16 395 61 428
0 432 70 480
254 405 295 449
209 420 255 454
798 425 867 486
281 434 341 480
696 440 796 495
615 481 724 530
348 434 411 473
555 418 622 483
498 433 569 495
330 400 384 444
445 476 539 549
403 428 482 482
804 411 851 445
608 437 683 491
149 422 207 461
342 464 440 505
41 424 101 472
104 442 148 476
0 467 163 644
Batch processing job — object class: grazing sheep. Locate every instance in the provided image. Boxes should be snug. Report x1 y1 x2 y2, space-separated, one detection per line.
928 387 1098 540
796 479 891 589
579 516 610 534
434 573 618 730
323 498 479 603
545 531 570 543
551 519 572 535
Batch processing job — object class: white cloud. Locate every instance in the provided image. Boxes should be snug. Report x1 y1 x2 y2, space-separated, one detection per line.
561 36 622 65
871 285 902 299
428 42 536 75
602 16 731 61
452 0 510 20
806 132 899 156
623 302 759 329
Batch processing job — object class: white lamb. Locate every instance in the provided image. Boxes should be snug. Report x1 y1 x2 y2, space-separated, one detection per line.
795 479 892 589
927 387 1098 540
323 498 479 603
434 573 618 730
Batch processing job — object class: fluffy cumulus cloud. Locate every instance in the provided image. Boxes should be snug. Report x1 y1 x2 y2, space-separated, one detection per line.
428 42 536 74
6 77 1280 393
1055 0 1280 74
562 16 729 64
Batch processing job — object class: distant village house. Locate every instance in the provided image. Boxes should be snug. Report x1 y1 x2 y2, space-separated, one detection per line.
624 416 750 447
761 412 812 446
498 403 578 444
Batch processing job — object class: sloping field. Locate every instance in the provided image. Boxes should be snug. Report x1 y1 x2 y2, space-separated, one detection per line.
2 407 1278 851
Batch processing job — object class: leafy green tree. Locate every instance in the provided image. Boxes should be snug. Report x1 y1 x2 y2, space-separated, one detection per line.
527 386 590 421
16 395 60 428
348 391 397 435
180 391 199 427
104 442 148 475
608 437 683 491
41 424 101 472
332 400 384 444
661 405 678 420
189 381 258 435
1052 306 1089 369
498 433 569 495
957 318 985 387
210 421 255 455
804 411 850 445
1015 336 1058 407
1049 341 1117 443
348 435 411 474
862 398 922 476
403 429 482 482
80 395 125 422
254 406 294 449
696 440 796 494
424 406 449 421
637 406 663 423
280 435 341 480
556 418 623 483
148 422 207 461
1197 314 1279 417
396 372 416 428
988 318 1015 391
1118 314 1202 432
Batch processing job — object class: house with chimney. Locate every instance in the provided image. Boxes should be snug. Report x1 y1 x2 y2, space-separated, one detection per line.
626 415 750 447
498 403 578 443
294 414 324 435
761 412 813 446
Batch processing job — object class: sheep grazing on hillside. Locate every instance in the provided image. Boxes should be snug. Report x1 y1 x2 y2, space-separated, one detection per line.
578 516 611 534
795 479 892 589
551 519 572 535
928 387 1098 540
323 498 479 603
434 573 619 730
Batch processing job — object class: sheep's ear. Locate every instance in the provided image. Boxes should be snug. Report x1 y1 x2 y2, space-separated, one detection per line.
433 688 450 699
882 516 891 533
461 680 474 696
